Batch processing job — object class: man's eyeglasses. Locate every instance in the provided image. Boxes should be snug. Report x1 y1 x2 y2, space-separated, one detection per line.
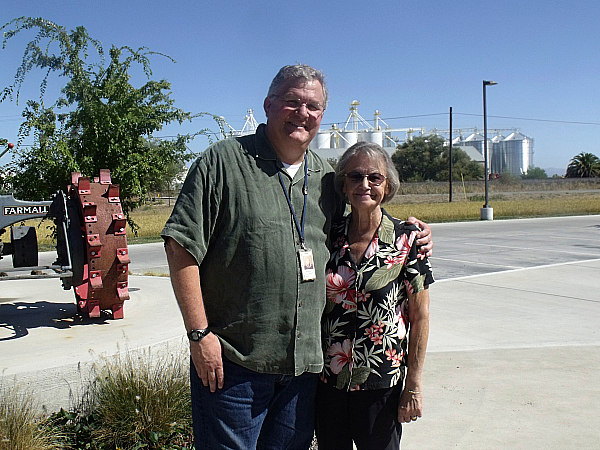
344 172 387 186
273 95 324 116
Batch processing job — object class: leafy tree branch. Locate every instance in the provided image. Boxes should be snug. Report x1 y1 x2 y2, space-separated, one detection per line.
1 17 206 228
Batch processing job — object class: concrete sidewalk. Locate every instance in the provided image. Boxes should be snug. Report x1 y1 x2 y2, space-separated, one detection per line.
1 259 599 448
0 275 186 412
402 258 600 449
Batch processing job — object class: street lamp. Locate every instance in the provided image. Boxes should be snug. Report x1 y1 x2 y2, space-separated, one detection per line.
481 80 497 220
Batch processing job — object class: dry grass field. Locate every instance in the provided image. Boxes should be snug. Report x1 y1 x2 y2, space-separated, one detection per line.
128 179 600 241
130 189 600 238
385 191 600 223
2 178 599 247
383 177 600 222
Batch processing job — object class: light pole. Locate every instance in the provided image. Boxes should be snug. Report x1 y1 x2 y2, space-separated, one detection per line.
449 106 453 202
481 80 497 220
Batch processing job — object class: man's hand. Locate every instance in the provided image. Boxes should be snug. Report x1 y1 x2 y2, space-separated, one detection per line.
398 389 423 423
190 333 224 392
165 238 224 391
407 217 432 258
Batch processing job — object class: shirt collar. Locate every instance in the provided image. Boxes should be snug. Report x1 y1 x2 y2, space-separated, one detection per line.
253 123 279 161
343 207 394 246
378 209 396 246
253 124 320 173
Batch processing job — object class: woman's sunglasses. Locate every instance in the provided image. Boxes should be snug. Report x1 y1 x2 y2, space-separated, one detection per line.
344 171 387 186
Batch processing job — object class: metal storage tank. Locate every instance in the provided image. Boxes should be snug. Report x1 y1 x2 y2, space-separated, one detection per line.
329 124 340 148
359 130 383 146
451 136 463 146
341 131 358 148
315 132 331 149
502 132 534 175
463 133 484 155
383 129 395 147
490 134 505 175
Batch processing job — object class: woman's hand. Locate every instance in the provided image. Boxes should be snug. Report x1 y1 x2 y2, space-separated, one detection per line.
400 288 430 423
398 389 423 423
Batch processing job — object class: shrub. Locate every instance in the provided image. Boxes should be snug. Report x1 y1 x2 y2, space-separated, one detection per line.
0 384 63 450
522 166 548 179
497 173 521 185
69 347 193 449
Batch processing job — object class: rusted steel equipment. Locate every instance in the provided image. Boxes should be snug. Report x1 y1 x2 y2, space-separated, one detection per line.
0 169 130 319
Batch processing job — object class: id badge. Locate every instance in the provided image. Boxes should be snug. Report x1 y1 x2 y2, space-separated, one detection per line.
298 248 316 281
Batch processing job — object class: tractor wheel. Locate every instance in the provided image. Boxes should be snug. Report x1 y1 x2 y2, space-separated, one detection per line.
70 170 130 319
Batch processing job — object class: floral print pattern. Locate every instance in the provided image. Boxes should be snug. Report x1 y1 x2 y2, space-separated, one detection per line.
321 209 434 391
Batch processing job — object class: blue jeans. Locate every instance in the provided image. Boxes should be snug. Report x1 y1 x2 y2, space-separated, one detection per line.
191 356 318 450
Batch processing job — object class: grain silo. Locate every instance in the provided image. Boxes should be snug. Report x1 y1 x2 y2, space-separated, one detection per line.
463 133 485 155
360 110 384 146
490 134 505 175
315 130 331 149
341 130 358 148
502 132 534 175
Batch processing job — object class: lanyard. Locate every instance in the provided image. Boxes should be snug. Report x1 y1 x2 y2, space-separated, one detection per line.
277 153 308 249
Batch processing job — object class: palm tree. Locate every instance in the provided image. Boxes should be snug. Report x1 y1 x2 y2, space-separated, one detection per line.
565 152 600 177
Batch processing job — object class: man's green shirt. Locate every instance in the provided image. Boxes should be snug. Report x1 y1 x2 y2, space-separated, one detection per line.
162 124 344 375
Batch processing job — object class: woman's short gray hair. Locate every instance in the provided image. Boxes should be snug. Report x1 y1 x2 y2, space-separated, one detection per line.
334 141 400 204
267 64 328 109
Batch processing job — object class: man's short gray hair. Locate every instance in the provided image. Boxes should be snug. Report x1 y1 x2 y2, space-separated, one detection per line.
334 141 400 204
267 64 328 109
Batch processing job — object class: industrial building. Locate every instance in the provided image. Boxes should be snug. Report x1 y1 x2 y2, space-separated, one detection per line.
308 100 426 160
448 130 534 176
221 102 535 176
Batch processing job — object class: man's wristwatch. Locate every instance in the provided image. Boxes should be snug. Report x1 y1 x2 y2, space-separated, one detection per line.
187 328 210 342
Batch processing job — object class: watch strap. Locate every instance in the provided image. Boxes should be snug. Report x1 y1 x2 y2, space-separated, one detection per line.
187 328 210 342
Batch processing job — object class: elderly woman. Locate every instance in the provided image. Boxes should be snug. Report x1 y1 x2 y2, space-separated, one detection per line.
315 141 434 450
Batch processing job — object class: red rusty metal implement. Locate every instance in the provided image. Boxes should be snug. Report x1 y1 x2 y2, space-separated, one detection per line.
70 170 130 319
1 169 130 320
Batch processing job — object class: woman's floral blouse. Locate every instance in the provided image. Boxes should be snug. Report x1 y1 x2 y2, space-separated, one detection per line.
321 209 434 391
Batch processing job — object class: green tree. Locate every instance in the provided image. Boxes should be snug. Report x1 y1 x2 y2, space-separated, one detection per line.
5 101 78 200
521 166 548 179
437 146 483 181
392 135 445 182
1 17 197 218
392 136 482 182
147 145 187 194
565 152 600 178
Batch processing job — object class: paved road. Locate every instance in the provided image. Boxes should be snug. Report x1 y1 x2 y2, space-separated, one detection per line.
124 214 600 279
4 215 599 279
431 215 600 279
123 215 600 279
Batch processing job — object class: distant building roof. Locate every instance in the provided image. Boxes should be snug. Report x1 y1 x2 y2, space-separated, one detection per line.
456 145 484 163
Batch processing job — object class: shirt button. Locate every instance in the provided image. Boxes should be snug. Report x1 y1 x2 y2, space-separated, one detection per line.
298 301 303 307
297 332 302 338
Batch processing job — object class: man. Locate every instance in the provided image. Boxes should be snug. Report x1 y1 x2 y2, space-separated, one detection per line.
162 64 432 450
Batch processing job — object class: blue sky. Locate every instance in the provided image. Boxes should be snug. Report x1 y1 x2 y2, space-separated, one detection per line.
2 0 600 174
